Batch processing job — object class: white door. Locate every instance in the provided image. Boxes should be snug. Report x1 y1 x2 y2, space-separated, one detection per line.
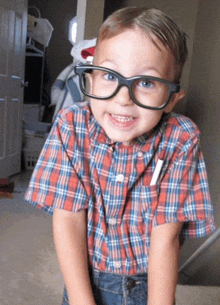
0 0 27 178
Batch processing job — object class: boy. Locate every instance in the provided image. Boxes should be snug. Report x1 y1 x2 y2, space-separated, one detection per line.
24 7 215 305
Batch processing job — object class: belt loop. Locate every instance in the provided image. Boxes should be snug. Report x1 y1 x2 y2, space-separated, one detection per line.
122 276 129 299
92 268 100 287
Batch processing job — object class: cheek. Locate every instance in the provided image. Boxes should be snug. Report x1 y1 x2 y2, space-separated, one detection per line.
90 99 104 120
92 82 100 96
90 99 98 115
139 110 163 130
87 74 94 94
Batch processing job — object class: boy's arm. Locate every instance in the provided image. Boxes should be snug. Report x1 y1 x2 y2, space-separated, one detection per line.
53 208 96 305
148 222 183 305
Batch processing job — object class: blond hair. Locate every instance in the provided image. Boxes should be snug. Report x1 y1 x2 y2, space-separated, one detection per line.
97 7 188 82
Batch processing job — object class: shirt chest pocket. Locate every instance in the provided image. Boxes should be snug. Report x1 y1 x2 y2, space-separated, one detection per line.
125 185 158 230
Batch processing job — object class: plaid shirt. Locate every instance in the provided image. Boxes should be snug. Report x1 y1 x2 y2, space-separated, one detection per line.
25 103 215 275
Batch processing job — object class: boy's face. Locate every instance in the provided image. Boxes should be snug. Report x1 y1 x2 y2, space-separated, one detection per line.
90 28 184 144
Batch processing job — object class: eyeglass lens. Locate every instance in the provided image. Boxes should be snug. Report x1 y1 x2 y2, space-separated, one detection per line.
82 68 170 108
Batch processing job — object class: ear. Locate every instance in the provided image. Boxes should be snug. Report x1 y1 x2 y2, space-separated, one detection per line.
164 89 186 113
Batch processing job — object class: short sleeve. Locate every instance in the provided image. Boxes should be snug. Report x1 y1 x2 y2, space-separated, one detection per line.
24 110 89 215
153 138 216 238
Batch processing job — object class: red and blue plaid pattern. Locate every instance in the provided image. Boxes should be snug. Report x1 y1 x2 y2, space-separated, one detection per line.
24 103 215 275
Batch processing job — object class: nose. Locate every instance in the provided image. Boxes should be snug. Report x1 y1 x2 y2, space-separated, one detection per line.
114 85 133 106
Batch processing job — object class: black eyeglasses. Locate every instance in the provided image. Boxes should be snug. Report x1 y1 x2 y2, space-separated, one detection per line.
74 65 180 110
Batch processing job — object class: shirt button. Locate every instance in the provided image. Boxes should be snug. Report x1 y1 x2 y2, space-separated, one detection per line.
116 174 124 182
137 151 143 158
114 261 121 269
109 218 117 225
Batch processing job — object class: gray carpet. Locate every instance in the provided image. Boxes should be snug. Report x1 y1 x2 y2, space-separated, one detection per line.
1 170 220 305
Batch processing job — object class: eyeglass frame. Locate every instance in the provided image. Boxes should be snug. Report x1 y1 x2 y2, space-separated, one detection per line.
74 64 180 110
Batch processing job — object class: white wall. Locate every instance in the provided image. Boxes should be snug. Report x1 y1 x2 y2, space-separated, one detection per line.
76 0 105 41
185 0 220 226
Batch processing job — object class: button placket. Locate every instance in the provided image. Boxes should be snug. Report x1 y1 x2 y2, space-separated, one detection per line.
116 174 124 182
107 147 132 274
109 218 117 225
114 261 121 269
137 151 143 158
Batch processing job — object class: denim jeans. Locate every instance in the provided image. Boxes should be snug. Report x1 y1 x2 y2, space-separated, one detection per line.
61 268 148 305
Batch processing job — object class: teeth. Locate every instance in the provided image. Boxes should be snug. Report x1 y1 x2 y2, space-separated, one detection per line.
112 114 134 122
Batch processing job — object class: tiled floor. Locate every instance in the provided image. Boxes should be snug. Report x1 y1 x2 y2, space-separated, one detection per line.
1 170 220 305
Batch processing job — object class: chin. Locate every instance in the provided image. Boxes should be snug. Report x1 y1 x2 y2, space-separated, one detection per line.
104 126 141 143
107 132 134 143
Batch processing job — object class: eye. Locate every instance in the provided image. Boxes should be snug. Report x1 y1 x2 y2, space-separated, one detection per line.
137 79 154 88
103 73 117 82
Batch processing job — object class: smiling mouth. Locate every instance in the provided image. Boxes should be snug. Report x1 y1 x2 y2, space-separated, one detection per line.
109 113 137 129
111 114 135 122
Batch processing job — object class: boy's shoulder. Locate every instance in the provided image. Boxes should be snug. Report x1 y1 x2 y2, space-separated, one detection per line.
56 101 92 123
157 112 201 153
54 102 102 143
163 112 200 138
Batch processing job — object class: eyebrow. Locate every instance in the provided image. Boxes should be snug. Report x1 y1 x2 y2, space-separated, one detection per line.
95 59 116 67
95 59 163 78
139 67 162 76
